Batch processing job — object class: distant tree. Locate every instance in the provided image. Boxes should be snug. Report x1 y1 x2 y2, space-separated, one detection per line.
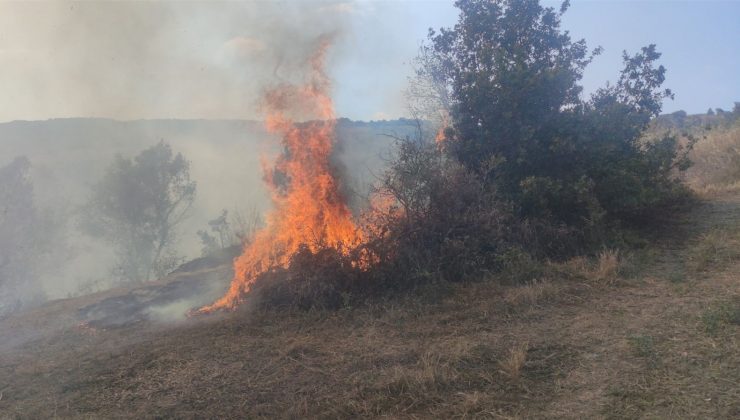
730 102 740 125
198 210 231 257
707 108 715 116
407 44 452 136
81 141 196 283
657 110 687 130
197 230 220 258
230 205 263 244
0 157 49 314
198 206 263 257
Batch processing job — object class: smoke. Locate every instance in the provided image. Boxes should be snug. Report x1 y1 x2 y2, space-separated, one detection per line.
0 1 351 121
0 1 421 321
0 0 454 123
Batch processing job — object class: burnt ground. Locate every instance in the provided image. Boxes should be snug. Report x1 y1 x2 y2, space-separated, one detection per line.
0 193 738 419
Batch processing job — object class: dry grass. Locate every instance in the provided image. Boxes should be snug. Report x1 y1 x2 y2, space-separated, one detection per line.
594 249 620 285
688 228 740 273
686 125 740 194
503 280 558 307
0 192 738 419
498 342 529 381
693 179 740 197
545 249 623 286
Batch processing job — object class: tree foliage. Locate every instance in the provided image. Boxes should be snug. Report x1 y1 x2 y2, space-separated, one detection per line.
198 206 263 257
371 137 517 281
82 141 196 283
0 157 40 313
198 210 232 257
0 157 65 314
429 0 595 170
422 0 690 251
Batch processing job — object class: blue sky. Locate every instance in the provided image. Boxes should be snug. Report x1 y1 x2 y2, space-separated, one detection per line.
561 1 740 115
0 1 737 121
333 0 740 120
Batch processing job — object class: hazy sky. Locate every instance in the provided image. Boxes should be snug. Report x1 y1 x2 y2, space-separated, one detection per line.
0 1 737 122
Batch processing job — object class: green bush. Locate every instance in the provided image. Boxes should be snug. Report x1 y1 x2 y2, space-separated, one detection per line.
365 137 520 285
423 0 692 253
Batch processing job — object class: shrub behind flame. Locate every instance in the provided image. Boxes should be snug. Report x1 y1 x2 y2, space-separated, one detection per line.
198 37 364 312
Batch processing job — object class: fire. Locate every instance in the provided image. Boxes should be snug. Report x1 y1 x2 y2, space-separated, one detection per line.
434 110 450 145
198 37 363 312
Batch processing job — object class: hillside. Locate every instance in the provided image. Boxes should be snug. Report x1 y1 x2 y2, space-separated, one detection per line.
1 188 737 418
0 117 412 209
1 1 738 417
0 118 413 300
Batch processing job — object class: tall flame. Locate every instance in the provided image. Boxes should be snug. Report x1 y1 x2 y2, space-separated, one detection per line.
434 109 450 145
198 37 363 312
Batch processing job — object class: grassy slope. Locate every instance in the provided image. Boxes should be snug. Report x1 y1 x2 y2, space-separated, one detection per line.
0 192 738 419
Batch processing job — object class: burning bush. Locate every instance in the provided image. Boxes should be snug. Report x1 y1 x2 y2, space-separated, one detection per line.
197 37 365 314
206 128 525 312
199 1 699 314
247 135 533 311
251 245 360 310
363 137 519 286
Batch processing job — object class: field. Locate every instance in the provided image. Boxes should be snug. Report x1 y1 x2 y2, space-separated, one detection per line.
1 1 738 418
0 189 738 419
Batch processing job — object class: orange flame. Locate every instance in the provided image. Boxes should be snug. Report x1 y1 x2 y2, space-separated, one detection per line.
434 110 450 145
198 37 363 313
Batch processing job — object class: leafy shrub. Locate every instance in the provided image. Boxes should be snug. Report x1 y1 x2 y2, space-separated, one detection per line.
495 248 544 284
251 245 360 310
363 137 520 287
424 0 692 252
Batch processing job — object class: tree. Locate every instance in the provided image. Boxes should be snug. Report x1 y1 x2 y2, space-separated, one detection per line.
230 205 263 245
0 157 49 314
420 0 688 253
0 157 38 313
198 206 263 257
82 141 196 283
407 45 453 138
427 0 597 173
198 209 231 257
